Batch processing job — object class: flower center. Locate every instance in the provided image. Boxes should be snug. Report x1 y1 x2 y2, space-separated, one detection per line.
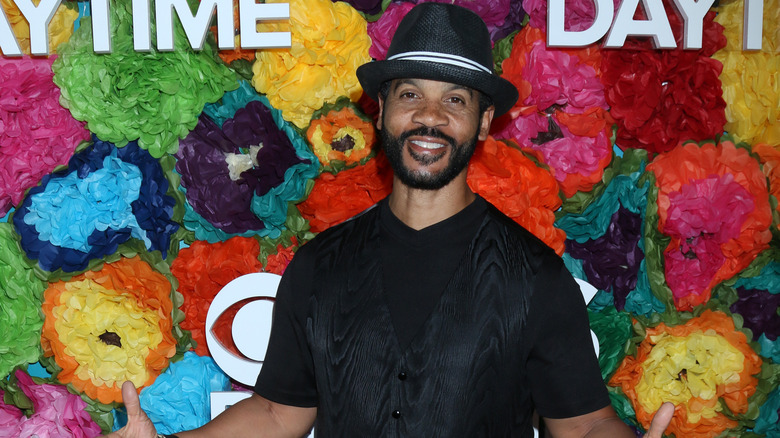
331 134 355 152
99 331 122 347
225 144 262 181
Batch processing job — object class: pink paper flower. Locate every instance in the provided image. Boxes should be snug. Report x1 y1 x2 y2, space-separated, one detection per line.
495 26 612 197
523 0 619 32
0 390 24 431
6 370 101 438
0 56 90 216
367 2 415 60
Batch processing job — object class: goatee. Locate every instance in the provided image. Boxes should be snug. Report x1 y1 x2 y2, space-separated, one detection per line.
380 125 478 190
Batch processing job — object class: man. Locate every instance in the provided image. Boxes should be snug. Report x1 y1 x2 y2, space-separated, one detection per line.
107 3 673 437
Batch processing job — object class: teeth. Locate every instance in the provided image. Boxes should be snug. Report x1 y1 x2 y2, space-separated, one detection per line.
411 140 444 150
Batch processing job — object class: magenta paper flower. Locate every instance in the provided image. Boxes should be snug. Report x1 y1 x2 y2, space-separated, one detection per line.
0 56 90 216
4 370 101 437
367 2 415 60
495 26 612 197
647 140 773 311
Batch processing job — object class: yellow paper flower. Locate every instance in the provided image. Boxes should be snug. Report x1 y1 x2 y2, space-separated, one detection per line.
610 310 763 437
713 0 780 145
251 0 371 128
41 257 177 404
0 0 78 55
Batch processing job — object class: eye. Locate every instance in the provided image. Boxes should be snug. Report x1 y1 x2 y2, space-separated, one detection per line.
446 95 467 105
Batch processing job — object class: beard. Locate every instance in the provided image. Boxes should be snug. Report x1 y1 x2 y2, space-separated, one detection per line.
380 124 479 190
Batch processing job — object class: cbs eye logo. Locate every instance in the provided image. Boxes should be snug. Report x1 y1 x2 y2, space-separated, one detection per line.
205 272 281 386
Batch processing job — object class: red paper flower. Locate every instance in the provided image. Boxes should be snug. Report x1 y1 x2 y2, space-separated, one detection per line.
467 137 566 254
600 0 727 154
298 153 393 232
647 140 772 310
170 237 264 356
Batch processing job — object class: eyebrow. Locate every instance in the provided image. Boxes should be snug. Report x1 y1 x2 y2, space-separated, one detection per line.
391 79 476 97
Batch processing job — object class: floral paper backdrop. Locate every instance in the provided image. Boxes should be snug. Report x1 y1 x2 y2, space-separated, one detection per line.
0 0 778 436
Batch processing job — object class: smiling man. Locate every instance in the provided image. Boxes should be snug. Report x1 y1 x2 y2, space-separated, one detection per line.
107 3 673 438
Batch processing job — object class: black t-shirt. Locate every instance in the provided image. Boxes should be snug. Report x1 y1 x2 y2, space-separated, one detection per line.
381 196 485 348
255 196 609 419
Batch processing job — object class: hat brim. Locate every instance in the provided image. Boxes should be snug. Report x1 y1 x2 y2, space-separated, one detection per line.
357 60 519 117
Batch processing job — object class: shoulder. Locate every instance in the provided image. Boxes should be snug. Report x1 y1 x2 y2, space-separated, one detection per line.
480 201 561 263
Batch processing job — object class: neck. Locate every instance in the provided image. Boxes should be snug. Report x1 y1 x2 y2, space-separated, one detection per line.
387 172 475 230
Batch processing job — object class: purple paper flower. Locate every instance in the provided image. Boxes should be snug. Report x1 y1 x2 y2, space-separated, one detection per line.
176 100 307 235
342 0 383 15
566 207 644 310
730 287 780 341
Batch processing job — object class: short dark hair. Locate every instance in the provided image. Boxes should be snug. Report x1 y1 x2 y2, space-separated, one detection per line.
378 80 494 116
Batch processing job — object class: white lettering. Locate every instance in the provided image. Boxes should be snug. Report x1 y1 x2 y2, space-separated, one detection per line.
604 0 677 49
547 0 614 47
744 0 764 50
91 0 112 53
239 0 291 49
15 0 60 55
156 0 232 51
132 0 151 51
672 0 716 49
0 5 22 56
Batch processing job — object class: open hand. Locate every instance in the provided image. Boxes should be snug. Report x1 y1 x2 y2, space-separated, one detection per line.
642 402 674 438
101 381 157 438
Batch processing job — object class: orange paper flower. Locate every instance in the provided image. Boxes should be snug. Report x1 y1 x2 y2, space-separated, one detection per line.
753 143 780 230
298 153 393 232
609 310 762 437
41 257 177 404
306 107 376 168
467 137 566 254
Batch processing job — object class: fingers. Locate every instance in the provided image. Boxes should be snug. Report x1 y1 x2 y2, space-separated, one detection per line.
644 402 675 438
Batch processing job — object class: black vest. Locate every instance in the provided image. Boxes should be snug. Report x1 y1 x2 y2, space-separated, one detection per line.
306 205 551 437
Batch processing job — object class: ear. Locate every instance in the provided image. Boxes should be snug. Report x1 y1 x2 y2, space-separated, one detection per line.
477 106 495 141
376 95 385 131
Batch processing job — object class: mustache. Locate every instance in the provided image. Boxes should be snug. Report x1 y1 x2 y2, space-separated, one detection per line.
397 127 457 148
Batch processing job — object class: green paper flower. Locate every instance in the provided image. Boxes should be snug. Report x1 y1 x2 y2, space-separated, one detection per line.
0 223 45 379
52 0 237 157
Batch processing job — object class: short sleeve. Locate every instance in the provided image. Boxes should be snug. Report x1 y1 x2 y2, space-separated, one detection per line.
524 252 610 419
254 243 319 407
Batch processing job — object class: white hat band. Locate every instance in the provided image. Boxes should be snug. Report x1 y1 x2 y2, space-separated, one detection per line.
387 51 492 75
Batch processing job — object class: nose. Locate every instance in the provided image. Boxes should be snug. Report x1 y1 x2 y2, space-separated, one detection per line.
411 100 448 128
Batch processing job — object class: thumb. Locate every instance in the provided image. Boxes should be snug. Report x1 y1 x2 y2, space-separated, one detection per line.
644 402 674 438
122 381 145 420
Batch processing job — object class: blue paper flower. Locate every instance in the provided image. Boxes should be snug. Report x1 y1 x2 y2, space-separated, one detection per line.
113 351 232 434
13 136 179 273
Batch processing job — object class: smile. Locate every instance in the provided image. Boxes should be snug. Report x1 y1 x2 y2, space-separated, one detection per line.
410 140 446 150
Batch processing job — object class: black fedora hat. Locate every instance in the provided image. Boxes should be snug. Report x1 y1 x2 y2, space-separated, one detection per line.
356 3 519 117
